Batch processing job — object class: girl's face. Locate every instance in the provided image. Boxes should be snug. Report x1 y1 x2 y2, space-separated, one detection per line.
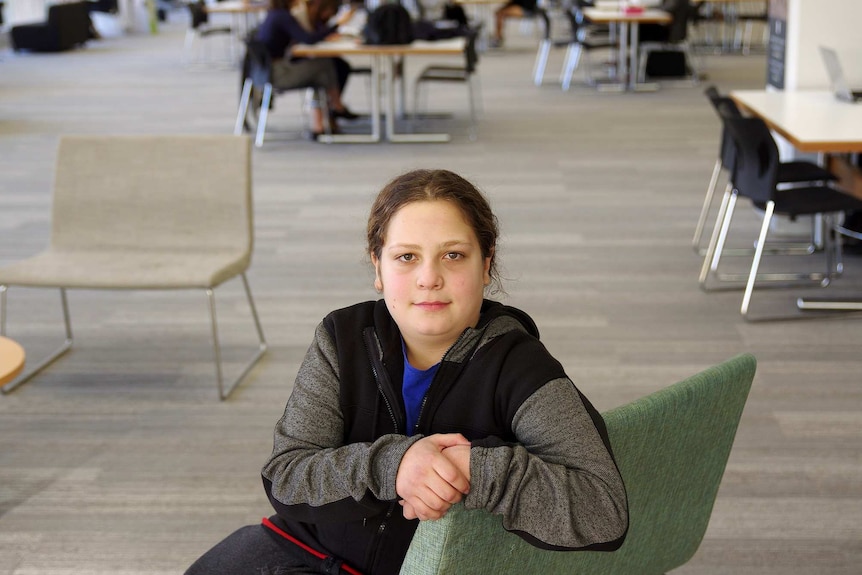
372 200 491 362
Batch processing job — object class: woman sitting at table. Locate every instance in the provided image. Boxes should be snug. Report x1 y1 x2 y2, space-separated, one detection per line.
255 0 358 138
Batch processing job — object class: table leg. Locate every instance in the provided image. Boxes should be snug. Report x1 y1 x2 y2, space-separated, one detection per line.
386 55 451 143
628 22 660 92
598 21 627 92
319 54 381 143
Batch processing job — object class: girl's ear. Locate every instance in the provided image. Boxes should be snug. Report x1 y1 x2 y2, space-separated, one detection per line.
371 253 383 292
483 247 494 286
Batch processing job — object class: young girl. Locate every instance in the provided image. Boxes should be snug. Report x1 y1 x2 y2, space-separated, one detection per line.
254 0 358 138
185 169 628 574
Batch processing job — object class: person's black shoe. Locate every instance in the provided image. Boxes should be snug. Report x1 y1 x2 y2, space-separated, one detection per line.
331 107 360 121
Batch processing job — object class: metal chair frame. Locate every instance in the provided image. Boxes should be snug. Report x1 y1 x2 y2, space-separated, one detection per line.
234 40 331 147
0 275 266 400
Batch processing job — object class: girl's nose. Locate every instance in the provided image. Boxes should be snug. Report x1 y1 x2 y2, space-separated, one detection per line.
416 261 443 289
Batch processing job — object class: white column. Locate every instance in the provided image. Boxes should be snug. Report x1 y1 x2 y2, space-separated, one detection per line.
784 0 862 90
4 0 49 25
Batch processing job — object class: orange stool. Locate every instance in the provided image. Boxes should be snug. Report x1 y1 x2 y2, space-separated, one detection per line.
0 335 25 388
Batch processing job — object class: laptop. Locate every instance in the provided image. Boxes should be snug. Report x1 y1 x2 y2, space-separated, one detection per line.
819 46 862 103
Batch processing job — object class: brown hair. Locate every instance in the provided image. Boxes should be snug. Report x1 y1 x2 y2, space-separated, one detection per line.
367 169 501 293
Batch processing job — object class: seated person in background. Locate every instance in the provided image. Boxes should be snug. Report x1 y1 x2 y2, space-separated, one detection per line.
184 169 629 575
291 0 356 117
492 0 538 48
255 0 358 138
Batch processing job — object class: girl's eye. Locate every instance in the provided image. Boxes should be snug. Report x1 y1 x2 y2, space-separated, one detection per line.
444 252 463 261
397 254 415 262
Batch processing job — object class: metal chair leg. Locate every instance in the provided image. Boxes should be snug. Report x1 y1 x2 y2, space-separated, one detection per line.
256 83 273 147
699 185 735 288
741 201 774 317
235 78 253 135
693 159 723 254
1 286 74 395
207 273 267 401
533 39 551 86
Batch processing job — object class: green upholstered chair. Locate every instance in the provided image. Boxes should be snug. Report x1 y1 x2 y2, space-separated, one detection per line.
399 353 757 575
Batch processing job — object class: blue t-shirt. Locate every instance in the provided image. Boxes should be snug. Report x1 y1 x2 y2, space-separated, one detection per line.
402 347 440 436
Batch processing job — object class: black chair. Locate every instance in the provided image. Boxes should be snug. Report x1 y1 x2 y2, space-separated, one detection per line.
11 1 91 53
183 0 234 64
233 40 331 147
556 6 616 90
533 4 611 88
699 110 862 318
413 26 482 140
693 86 838 255
89 0 119 13
636 0 698 83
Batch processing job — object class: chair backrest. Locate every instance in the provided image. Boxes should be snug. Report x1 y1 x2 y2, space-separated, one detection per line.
666 0 692 44
189 0 209 29
704 86 743 171
242 39 274 89
399 353 757 575
50 135 253 260
723 116 780 204
535 7 552 41
464 25 481 74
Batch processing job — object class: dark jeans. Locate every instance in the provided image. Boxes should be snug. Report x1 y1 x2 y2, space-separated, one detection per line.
333 57 351 94
185 523 326 575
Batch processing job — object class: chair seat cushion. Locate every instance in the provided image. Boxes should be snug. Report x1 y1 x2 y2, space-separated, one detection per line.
777 161 837 183
759 186 862 218
0 248 249 289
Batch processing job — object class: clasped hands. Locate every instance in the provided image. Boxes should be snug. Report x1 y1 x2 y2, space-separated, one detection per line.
395 433 471 521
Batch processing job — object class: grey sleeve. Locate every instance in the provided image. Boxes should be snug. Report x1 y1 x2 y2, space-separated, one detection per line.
262 322 421 508
463 378 628 549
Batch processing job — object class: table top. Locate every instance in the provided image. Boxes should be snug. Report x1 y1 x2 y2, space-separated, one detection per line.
204 1 268 14
0 336 25 387
692 0 766 4
730 89 862 154
292 37 467 58
453 0 505 5
583 7 671 24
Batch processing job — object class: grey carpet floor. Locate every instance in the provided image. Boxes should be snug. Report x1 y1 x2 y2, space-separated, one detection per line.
0 10 860 574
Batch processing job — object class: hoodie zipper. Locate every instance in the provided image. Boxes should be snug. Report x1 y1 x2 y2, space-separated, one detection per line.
413 328 471 434
362 327 402 433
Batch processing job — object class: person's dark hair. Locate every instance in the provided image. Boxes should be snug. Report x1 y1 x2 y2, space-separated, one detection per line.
308 0 341 22
270 0 292 10
367 169 501 293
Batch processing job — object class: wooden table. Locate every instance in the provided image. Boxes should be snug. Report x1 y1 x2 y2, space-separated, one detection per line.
292 38 467 143
731 90 862 154
204 0 268 57
0 336 25 388
582 7 671 91
731 89 862 311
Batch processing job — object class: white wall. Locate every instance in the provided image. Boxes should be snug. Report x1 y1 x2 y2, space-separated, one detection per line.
4 0 49 24
784 0 862 90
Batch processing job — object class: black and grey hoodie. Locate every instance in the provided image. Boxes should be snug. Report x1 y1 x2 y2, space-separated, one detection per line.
261 299 628 574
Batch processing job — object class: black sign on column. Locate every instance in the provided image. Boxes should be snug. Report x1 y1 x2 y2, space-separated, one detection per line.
767 0 787 89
